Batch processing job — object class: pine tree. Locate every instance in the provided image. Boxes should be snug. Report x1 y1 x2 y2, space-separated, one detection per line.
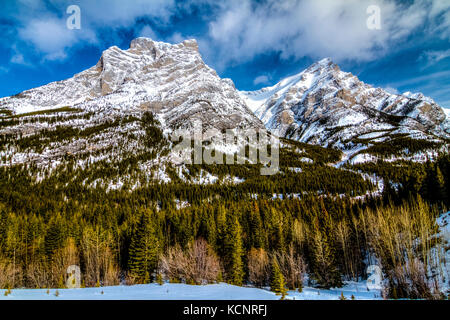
128 212 160 284
270 257 287 299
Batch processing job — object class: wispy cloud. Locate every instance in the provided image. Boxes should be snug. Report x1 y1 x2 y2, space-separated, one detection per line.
386 70 450 108
167 32 187 44
428 0 450 39
439 100 450 109
9 44 28 65
388 70 450 88
383 86 399 95
419 49 450 69
253 75 271 86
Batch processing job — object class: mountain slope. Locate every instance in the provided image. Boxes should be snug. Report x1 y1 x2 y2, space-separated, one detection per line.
0 38 266 181
1 38 262 132
240 58 449 162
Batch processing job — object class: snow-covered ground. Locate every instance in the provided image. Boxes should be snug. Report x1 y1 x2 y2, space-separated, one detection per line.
0 281 381 300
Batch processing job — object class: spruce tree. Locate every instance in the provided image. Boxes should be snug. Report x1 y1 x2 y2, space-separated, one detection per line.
44 216 64 260
225 216 244 286
215 206 227 256
270 257 287 299
311 218 342 289
128 212 160 283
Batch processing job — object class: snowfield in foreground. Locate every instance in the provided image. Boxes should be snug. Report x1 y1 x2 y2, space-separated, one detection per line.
0 281 381 300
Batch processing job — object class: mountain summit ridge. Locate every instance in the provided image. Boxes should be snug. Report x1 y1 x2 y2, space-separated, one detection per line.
0 37 262 132
240 57 449 151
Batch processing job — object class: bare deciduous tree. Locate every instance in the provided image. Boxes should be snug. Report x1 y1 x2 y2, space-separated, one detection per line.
81 228 120 287
273 245 306 290
247 248 270 287
0 259 21 289
159 238 221 285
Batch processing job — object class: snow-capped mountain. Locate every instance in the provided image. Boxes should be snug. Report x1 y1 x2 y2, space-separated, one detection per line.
0 38 262 132
0 40 448 175
0 38 269 185
240 58 449 151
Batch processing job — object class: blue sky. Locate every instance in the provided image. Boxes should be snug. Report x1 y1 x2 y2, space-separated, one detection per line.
1 0 450 109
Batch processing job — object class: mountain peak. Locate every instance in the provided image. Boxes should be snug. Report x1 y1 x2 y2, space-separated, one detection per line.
306 57 340 74
129 37 157 49
128 37 199 52
241 57 449 147
318 57 333 65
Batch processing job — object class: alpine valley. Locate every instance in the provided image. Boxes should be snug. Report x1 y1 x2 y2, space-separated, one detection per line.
0 38 449 300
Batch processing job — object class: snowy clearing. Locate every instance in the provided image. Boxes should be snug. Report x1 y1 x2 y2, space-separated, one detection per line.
0 281 381 300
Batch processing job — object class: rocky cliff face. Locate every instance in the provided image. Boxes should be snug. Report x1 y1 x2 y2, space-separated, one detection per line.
0 38 266 181
240 58 449 150
0 38 263 133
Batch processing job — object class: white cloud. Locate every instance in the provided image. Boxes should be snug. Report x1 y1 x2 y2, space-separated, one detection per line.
203 0 450 68
383 86 399 95
9 44 28 65
7 0 450 69
386 70 450 108
12 0 176 62
253 75 270 86
18 17 97 61
138 26 158 40
428 0 450 39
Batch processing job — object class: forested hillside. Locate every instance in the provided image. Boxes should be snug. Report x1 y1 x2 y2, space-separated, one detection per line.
0 110 448 299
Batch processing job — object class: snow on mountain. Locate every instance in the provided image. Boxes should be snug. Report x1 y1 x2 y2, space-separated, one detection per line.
1 41 448 172
0 37 263 132
402 91 436 105
443 108 450 123
240 58 449 158
0 38 266 177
